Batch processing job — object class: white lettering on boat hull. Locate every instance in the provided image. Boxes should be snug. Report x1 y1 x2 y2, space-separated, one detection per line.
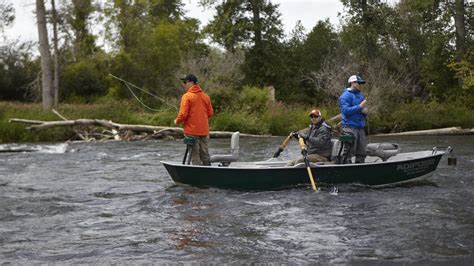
397 159 436 175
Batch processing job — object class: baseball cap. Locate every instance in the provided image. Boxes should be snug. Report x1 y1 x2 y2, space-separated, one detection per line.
348 74 366 84
180 74 198 83
309 109 321 117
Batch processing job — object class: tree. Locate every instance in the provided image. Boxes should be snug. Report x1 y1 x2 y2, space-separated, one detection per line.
204 0 285 88
0 1 15 32
51 0 59 106
394 0 456 100
204 0 249 52
0 40 40 101
67 0 97 58
299 20 340 103
453 0 467 63
340 0 390 64
36 0 54 110
104 0 185 52
102 0 206 102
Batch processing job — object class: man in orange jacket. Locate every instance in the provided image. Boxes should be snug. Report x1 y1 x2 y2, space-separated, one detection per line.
174 74 214 165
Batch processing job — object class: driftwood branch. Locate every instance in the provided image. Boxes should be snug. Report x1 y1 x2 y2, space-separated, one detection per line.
9 118 45 125
52 109 87 141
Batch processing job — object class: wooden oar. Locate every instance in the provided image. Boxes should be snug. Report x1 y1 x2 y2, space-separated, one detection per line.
298 137 318 192
273 133 293 158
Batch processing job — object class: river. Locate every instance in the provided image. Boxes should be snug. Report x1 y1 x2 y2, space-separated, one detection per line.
1 135 473 264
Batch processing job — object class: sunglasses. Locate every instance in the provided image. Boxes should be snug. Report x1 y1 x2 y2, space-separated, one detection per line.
309 115 320 118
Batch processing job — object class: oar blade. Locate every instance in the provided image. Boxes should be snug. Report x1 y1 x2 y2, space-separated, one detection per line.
273 148 283 158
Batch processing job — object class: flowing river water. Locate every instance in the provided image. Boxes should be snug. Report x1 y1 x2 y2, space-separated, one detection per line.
1 135 473 264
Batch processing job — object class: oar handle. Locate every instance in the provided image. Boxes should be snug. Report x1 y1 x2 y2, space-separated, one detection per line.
281 134 292 148
273 134 293 158
298 137 307 156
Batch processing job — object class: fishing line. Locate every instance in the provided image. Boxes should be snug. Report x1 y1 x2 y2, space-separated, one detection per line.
367 115 371 143
365 92 371 143
109 74 178 111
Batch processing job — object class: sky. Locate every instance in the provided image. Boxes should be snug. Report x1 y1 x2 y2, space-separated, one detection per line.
3 0 345 44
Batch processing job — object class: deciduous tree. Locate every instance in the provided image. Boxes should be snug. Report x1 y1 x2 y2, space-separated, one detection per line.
36 0 54 110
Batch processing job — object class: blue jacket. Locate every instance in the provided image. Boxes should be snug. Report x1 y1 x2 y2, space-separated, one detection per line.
339 88 366 129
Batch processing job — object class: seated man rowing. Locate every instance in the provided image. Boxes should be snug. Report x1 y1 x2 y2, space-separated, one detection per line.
286 109 332 166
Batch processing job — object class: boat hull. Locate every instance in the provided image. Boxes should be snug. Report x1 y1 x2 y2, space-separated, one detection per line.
161 151 444 190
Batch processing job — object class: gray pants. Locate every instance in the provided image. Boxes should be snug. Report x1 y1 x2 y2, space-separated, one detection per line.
342 127 366 163
189 135 211 166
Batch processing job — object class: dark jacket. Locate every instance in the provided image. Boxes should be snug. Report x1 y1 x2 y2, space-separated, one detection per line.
339 88 366 129
306 120 332 158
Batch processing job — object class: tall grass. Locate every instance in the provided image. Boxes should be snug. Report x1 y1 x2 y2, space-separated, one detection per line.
0 101 174 143
1 91 473 143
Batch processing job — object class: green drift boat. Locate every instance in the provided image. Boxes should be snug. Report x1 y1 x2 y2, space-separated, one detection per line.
161 132 450 190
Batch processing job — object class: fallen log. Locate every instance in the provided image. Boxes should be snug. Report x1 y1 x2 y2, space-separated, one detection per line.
327 114 341 125
52 109 87 141
8 117 266 141
374 127 474 136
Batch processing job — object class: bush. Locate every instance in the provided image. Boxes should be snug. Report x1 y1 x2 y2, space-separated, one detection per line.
150 110 177 127
61 54 111 102
208 87 239 113
390 100 474 131
211 111 269 135
265 103 311 135
0 41 40 101
237 86 270 114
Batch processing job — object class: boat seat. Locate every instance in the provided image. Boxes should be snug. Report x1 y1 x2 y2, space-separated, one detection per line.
210 131 240 166
330 139 342 162
366 143 400 161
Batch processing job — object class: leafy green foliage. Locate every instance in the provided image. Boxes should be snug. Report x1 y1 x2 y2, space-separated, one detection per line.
0 41 40 101
389 100 474 131
204 0 285 87
265 103 312 136
211 111 269 135
66 0 97 57
237 86 269 114
208 87 240 113
448 48 474 108
61 53 111 102
0 2 15 31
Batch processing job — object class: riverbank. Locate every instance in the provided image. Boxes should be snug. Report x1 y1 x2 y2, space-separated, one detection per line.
375 127 474 137
1 101 473 143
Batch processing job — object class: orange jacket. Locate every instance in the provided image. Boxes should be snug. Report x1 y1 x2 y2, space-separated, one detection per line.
175 84 213 136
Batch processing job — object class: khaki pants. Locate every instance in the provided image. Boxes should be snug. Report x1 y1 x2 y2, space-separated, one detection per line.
286 153 329 166
189 135 210 166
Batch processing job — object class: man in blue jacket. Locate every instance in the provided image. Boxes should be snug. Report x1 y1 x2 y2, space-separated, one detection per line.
339 74 368 163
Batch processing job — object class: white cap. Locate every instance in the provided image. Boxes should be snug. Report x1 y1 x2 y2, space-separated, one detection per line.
347 75 366 84
348 75 358 83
